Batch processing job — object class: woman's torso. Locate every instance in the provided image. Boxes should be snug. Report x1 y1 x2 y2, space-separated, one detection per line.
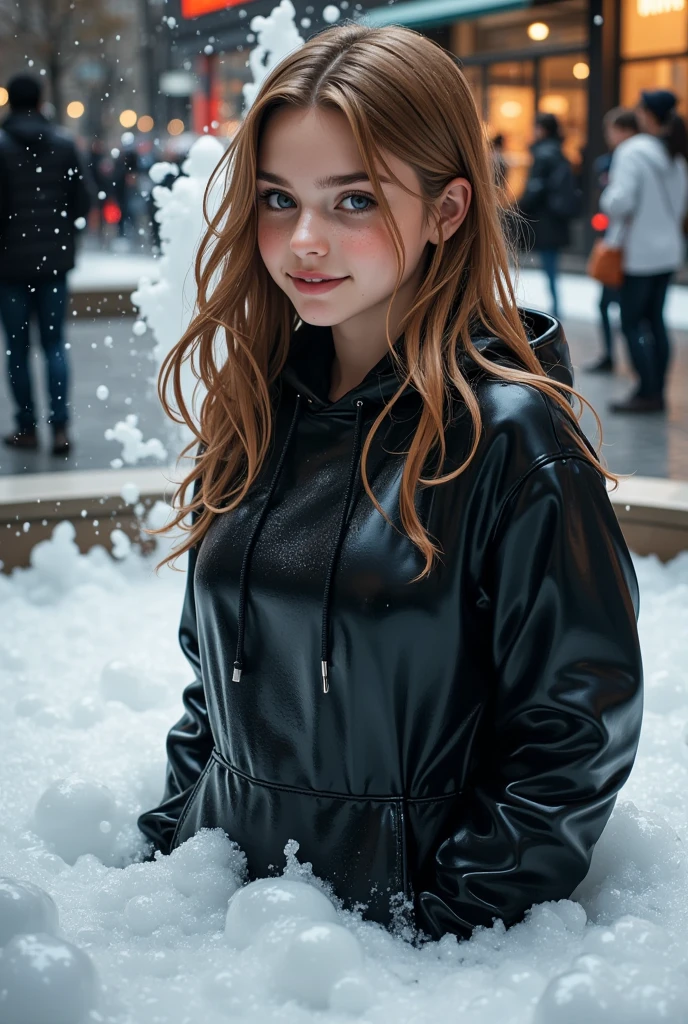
610 134 688 274
169 313 594 922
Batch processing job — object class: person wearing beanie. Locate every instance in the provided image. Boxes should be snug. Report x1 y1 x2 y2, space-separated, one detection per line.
599 89 688 413
0 73 91 456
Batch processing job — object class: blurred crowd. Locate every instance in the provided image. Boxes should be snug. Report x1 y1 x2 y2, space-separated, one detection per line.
0 67 687 464
495 88 688 415
84 132 196 253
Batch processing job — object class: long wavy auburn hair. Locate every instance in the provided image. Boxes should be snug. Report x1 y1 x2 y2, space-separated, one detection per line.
153 22 611 579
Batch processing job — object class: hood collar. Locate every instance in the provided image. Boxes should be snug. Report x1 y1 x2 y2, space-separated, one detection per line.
281 307 573 413
1 110 51 145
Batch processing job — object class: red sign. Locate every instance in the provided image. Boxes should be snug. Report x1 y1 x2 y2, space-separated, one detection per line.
182 0 254 16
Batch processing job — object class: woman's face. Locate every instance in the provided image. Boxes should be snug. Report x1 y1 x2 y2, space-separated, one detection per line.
256 105 468 330
635 105 656 134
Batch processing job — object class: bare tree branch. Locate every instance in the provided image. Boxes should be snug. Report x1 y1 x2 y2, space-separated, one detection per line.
0 0 128 123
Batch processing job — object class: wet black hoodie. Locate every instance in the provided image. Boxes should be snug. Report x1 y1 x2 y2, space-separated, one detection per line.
138 311 643 940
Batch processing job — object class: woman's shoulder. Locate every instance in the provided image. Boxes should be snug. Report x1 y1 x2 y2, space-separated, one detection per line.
451 313 584 469
479 374 583 461
443 371 595 502
438 377 602 543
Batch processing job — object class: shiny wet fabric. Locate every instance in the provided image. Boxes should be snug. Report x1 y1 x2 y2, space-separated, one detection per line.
138 310 643 940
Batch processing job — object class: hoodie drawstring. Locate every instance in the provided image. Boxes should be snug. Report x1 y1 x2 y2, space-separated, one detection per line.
232 394 364 696
233 393 303 683
320 399 364 694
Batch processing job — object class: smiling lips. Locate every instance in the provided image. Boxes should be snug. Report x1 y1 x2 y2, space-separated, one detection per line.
288 272 348 295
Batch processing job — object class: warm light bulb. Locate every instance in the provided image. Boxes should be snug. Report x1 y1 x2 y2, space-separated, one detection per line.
573 62 590 80
66 101 85 119
119 109 137 128
540 94 569 116
0 87 8 106
527 22 550 41
500 101 523 119
167 118 185 136
137 115 154 132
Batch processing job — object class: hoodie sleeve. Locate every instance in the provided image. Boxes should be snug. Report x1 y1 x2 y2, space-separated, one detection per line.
137 486 215 856
416 456 643 941
599 145 641 220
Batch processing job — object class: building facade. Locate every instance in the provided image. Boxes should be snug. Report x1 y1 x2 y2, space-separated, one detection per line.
167 0 688 246
365 0 687 216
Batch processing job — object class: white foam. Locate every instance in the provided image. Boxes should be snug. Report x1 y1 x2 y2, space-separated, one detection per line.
1 523 687 1021
0 933 99 1024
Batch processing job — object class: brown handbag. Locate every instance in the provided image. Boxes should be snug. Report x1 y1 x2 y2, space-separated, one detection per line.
586 239 623 289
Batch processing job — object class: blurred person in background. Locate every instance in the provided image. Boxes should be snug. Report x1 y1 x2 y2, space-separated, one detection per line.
87 139 110 238
588 107 639 373
490 133 508 190
600 89 688 413
0 74 91 455
519 112 582 320
113 143 139 244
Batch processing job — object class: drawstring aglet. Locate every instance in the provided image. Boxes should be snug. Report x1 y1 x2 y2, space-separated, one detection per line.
321 661 329 694
232 661 243 683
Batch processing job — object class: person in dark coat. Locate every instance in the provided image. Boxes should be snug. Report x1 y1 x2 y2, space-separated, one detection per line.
0 74 91 456
137 25 643 943
519 113 579 320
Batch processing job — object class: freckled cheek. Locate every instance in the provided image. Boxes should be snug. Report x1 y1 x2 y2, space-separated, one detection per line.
257 220 288 271
339 226 397 277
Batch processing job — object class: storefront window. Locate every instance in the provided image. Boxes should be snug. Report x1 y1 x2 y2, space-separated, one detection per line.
621 57 688 109
621 0 688 59
487 62 535 199
539 54 589 170
215 51 252 131
461 64 485 120
469 0 587 54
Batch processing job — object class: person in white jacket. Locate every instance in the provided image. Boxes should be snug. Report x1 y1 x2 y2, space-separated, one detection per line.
600 89 688 413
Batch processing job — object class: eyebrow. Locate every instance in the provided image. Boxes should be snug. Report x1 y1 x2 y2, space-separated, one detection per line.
256 170 391 188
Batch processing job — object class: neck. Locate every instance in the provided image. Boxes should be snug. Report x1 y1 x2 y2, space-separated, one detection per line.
328 256 426 402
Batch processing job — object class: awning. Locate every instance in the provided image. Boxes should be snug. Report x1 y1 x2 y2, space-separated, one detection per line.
361 0 528 28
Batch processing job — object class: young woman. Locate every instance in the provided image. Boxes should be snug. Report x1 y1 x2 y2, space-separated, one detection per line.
600 89 688 413
138 24 643 942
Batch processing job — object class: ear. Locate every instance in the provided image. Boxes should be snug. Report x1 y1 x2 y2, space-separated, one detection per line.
428 177 472 245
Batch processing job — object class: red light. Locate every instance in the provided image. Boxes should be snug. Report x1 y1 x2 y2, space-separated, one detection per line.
182 0 252 15
103 199 122 225
591 212 609 232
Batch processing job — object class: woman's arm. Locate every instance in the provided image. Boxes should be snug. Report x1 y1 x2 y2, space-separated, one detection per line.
417 456 643 940
599 146 641 220
137 478 214 856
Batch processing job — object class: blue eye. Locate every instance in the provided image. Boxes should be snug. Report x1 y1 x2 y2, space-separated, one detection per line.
259 190 295 210
257 189 376 214
339 193 374 213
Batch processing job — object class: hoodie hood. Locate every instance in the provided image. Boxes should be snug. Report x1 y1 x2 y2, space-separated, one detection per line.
281 307 573 413
1 110 52 146
618 132 673 173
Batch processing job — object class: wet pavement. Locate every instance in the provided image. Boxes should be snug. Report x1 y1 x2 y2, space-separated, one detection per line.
1 309 687 481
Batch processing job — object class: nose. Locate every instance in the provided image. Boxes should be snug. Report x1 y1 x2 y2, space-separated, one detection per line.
290 210 329 258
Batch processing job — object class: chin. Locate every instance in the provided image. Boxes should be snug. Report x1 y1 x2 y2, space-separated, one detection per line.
293 304 342 328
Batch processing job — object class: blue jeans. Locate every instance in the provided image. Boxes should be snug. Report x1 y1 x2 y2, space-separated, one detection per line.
619 272 672 398
599 285 620 362
539 249 560 319
0 275 69 430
